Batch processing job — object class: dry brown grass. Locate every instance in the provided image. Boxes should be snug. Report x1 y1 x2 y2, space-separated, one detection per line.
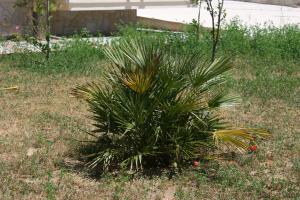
0 61 299 200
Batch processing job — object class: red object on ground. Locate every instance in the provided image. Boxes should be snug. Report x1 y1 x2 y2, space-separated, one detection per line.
249 145 257 151
194 161 200 167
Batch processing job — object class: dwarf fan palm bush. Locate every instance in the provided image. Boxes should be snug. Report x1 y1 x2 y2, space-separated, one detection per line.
73 37 270 171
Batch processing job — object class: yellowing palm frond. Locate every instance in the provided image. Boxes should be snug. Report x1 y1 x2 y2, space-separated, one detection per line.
72 82 101 101
122 69 156 94
213 129 271 152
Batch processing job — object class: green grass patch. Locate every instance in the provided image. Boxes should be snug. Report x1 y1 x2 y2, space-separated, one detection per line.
2 37 105 75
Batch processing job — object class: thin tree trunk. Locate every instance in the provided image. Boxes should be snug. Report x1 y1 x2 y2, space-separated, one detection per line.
196 0 202 39
45 0 50 59
207 0 216 62
206 0 224 62
214 0 224 61
32 0 39 37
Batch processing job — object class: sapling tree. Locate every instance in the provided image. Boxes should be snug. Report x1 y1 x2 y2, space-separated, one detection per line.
191 0 203 38
196 0 203 38
191 0 225 61
45 0 50 59
15 0 54 59
205 0 226 61
15 0 44 37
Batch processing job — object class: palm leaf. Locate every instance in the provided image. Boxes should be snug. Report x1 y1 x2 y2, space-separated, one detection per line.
213 129 271 152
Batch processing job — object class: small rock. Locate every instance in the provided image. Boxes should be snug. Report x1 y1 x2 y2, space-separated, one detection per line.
26 147 38 157
250 171 257 176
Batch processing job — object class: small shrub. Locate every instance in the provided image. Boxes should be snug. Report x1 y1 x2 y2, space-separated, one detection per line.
117 24 211 56
73 36 270 171
220 19 251 55
220 21 300 61
74 37 268 170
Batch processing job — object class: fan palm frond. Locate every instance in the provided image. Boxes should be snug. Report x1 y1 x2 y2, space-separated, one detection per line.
213 129 271 152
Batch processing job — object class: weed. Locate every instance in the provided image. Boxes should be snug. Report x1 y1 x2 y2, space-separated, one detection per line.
112 182 126 200
174 186 185 199
216 165 246 187
45 171 57 200
292 158 300 173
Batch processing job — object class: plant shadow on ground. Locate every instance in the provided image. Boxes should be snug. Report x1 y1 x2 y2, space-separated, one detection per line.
61 138 250 182
60 142 172 180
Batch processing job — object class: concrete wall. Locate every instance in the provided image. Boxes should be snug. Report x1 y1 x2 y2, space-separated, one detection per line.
0 0 70 37
229 0 300 7
1 0 190 37
0 0 137 37
0 0 31 37
51 10 137 36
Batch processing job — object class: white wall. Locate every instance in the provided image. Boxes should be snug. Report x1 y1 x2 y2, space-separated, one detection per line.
229 0 300 7
68 0 190 10
138 1 300 27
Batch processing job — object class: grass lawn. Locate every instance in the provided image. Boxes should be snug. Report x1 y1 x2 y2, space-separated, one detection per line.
0 25 300 199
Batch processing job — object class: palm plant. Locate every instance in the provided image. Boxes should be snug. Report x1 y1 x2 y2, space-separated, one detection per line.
73 36 270 171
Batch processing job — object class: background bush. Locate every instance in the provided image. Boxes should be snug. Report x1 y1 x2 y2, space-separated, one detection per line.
118 21 300 62
2 20 299 75
3 36 105 74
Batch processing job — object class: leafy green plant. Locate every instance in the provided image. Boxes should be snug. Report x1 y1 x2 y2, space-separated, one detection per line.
73 36 270 171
